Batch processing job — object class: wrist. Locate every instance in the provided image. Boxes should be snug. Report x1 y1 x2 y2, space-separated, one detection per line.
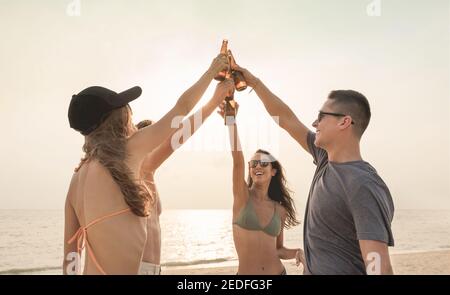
211 94 223 106
248 78 261 92
205 66 218 80
252 78 261 89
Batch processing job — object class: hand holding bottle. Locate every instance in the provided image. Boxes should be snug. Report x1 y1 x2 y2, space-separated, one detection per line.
208 53 229 78
214 40 229 81
230 64 260 89
212 78 235 104
227 50 247 91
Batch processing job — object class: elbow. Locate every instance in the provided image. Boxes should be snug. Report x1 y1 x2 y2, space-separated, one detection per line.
264 100 291 118
277 252 287 260
278 113 295 130
276 246 285 259
276 248 282 259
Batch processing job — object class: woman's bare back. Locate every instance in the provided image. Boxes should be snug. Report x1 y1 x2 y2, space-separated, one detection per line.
67 159 147 274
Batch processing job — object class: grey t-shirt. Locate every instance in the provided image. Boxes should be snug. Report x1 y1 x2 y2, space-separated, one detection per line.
304 132 394 275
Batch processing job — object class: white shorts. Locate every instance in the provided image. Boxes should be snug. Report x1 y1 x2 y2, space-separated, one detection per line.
139 262 161 275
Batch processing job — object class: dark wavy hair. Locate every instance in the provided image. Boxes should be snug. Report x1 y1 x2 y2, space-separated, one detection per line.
247 149 300 229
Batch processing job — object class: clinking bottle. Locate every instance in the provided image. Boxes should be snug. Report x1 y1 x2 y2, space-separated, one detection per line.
224 59 236 125
227 50 247 91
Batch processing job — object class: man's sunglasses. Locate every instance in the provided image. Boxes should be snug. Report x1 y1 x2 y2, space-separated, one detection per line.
318 111 355 125
248 160 271 168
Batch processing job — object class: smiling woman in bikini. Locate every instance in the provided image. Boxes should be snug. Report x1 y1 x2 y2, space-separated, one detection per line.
218 102 305 275
63 54 232 274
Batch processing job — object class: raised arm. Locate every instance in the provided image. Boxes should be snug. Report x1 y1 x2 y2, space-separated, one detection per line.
140 79 235 173
218 102 249 209
129 54 229 159
233 65 311 154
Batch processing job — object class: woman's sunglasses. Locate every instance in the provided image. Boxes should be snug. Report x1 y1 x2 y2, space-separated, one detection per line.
248 160 271 168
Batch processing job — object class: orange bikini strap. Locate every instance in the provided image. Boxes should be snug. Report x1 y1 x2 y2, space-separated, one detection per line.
67 208 131 275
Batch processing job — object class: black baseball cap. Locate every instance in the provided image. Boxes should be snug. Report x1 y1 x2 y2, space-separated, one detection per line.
68 86 142 135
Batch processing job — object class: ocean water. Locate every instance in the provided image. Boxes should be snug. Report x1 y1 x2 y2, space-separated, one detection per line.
0 209 449 274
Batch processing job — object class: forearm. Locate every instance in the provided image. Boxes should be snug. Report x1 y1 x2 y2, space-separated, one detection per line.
227 123 243 161
360 241 394 275
378 255 394 275
365 259 394 275
184 97 219 139
277 247 300 260
254 79 297 126
176 70 215 114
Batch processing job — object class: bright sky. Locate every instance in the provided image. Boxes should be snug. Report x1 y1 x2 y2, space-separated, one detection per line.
0 0 449 211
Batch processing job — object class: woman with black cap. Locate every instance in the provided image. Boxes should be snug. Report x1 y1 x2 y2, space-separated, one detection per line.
63 54 233 274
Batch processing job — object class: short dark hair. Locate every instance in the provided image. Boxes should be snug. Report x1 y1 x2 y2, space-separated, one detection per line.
328 90 371 137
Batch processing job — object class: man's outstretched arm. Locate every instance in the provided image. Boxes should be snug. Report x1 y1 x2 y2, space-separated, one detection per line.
234 65 311 154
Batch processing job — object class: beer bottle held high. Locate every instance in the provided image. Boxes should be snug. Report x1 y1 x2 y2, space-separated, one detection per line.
224 95 236 125
224 64 236 125
228 50 247 91
214 39 229 81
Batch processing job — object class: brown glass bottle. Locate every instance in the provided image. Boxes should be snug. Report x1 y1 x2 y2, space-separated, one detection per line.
224 95 236 125
223 58 236 125
214 40 229 81
228 50 247 91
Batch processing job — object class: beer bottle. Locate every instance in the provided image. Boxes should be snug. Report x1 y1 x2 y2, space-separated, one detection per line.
223 57 236 125
214 40 229 81
228 50 247 91
224 95 236 125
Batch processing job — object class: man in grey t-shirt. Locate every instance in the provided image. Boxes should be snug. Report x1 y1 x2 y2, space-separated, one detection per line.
304 131 394 274
233 64 395 274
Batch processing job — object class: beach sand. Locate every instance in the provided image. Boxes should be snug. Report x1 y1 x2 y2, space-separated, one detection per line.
163 250 450 275
12 250 449 275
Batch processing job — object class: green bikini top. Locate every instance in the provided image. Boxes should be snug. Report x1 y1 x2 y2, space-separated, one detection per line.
233 197 282 237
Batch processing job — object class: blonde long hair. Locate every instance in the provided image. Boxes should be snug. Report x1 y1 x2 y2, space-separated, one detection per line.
77 106 152 217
